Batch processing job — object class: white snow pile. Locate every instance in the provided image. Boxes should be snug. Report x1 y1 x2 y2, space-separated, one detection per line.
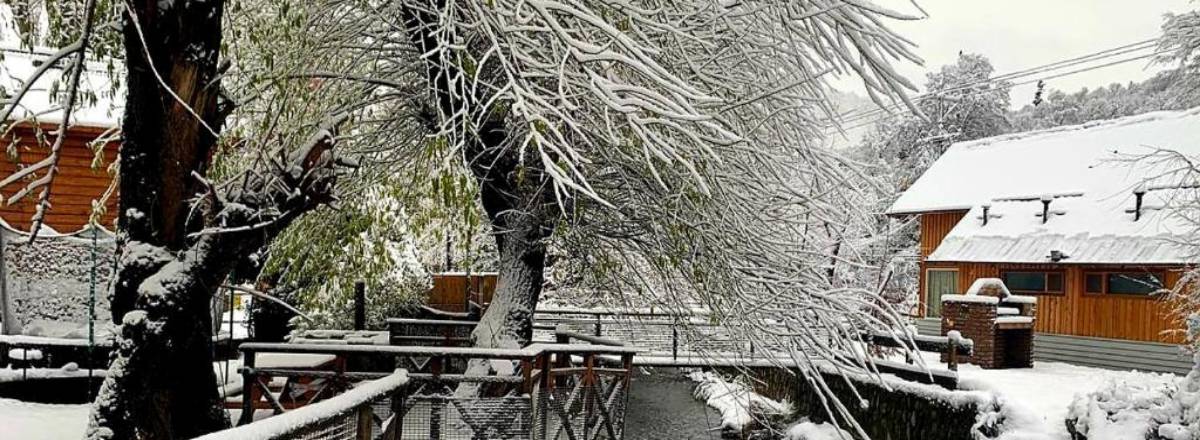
1067 360 1200 440
688 370 790 433
0 397 90 440
786 419 852 440
7 348 43 361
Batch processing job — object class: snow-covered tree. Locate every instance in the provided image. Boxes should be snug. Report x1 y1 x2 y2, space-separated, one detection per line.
6 0 933 437
859 53 1011 191
261 4 937 435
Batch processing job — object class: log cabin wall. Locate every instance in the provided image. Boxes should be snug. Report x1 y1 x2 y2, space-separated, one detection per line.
916 213 1185 344
0 124 119 232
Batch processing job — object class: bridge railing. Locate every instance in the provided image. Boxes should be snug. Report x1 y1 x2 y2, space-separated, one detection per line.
202 370 408 440
235 337 638 439
533 307 813 359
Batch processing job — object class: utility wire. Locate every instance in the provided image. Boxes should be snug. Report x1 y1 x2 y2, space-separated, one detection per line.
832 38 1162 128
831 40 1169 134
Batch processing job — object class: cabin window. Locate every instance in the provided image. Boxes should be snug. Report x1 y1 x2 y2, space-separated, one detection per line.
1001 271 1064 295
1084 270 1166 296
925 269 959 318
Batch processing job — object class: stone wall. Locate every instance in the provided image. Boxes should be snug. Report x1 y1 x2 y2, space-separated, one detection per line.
0 226 116 337
785 366 1002 440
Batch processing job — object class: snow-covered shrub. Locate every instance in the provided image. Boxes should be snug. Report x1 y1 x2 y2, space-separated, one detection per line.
263 188 433 331
1066 358 1200 440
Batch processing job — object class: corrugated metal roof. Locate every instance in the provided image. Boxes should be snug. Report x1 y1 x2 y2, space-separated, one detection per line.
927 196 1196 264
888 108 1200 215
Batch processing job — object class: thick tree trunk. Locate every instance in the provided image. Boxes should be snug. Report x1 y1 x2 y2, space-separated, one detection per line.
467 140 556 349
400 1 557 350
88 2 231 439
472 211 552 348
88 240 234 440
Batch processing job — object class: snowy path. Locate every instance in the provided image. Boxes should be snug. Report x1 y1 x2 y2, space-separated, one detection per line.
913 352 1180 439
0 397 90 440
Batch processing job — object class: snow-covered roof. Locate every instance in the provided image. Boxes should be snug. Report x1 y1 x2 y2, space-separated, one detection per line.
890 108 1200 264
888 108 1200 215
0 47 122 128
928 195 1194 264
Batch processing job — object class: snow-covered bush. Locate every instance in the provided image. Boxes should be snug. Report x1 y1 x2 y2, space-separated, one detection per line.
1066 358 1200 440
262 187 434 332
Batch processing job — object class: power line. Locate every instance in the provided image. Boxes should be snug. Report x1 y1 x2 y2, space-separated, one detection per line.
831 38 1161 128
838 49 1168 133
830 40 1169 134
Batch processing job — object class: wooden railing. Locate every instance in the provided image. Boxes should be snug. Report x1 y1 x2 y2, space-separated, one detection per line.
201 370 408 440
860 331 973 389
234 333 638 439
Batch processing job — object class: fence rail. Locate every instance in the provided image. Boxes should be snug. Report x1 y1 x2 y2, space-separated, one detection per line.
201 370 408 440
231 328 638 440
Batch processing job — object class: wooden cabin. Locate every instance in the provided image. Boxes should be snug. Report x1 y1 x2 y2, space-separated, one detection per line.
0 48 120 233
889 108 1200 373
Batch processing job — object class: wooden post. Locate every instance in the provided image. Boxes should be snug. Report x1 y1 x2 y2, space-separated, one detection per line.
671 323 678 361
593 313 602 337
356 404 374 440
429 356 443 440
948 340 959 372
384 390 405 440
238 349 257 426
353 281 366 331
540 353 552 440
0 231 16 336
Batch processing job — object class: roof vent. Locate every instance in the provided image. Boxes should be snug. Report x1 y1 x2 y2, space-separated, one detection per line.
1048 250 1070 262
1039 195 1052 224
1132 184 1147 222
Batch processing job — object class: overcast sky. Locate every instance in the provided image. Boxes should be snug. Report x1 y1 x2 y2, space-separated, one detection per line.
830 0 1197 108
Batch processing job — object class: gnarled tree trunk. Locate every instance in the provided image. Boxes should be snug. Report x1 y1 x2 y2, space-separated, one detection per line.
86 2 344 438
87 2 231 439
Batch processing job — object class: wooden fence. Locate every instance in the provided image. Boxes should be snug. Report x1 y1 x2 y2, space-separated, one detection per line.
228 326 638 439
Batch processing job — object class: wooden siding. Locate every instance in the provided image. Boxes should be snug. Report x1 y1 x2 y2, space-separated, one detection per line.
912 318 1191 374
916 212 1186 344
426 273 498 312
0 125 118 232
918 211 967 259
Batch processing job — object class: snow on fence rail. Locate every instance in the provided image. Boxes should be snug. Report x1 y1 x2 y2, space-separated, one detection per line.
198 370 408 440
532 308 817 360
233 334 640 440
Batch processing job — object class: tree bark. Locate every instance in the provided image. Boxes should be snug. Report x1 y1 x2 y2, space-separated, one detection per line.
88 2 231 439
87 2 345 438
400 1 557 350
465 137 556 349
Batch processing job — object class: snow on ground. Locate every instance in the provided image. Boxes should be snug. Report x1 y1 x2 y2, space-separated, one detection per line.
786 420 853 440
0 397 90 440
0 359 246 439
910 351 1179 439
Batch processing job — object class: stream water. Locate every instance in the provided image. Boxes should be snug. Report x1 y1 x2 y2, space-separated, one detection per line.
624 367 724 440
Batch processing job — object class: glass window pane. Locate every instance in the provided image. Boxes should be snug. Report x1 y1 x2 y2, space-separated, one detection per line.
1004 272 1047 292
1106 272 1163 295
926 270 958 317
1047 273 1064 292
1085 274 1103 293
